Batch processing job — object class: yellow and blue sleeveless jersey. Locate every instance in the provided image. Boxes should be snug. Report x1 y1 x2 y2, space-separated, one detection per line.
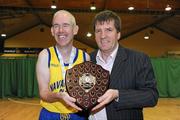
40 46 87 113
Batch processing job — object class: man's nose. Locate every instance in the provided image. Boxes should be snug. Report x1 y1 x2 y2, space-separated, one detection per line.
58 26 64 32
100 31 106 39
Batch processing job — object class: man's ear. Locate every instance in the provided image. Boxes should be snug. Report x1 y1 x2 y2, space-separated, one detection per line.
51 27 55 36
73 25 79 35
117 32 121 40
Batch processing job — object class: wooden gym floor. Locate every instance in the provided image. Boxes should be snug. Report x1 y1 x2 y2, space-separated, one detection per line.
0 98 180 120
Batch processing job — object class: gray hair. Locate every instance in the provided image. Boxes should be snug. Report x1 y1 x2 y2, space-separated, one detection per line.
52 10 76 25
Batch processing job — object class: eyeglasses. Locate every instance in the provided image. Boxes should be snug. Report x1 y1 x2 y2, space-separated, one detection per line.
52 23 73 30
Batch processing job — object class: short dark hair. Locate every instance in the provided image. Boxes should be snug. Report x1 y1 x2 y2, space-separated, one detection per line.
93 10 121 32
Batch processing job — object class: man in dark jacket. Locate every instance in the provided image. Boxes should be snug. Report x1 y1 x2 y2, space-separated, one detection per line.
89 10 159 120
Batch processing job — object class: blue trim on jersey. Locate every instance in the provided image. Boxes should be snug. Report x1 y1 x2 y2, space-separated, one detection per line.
39 108 86 120
83 51 86 62
47 48 51 68
54 46 59 62
74 48 79 63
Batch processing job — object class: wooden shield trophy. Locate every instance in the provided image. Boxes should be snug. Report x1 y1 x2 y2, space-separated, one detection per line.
65 61 109 110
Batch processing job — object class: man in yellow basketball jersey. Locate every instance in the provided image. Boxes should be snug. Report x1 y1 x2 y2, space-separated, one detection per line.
36 10 90 120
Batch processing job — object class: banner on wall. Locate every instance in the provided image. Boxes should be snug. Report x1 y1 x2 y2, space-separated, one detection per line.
3 47 43 54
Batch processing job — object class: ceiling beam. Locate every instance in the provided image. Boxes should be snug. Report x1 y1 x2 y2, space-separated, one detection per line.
0 6 179 16
25 0 45 24
0 15 24 20
121 14 175 40
2 23 40 41
155 26 180 40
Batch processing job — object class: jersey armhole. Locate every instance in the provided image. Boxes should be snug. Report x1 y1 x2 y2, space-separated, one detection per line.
46 48 51 68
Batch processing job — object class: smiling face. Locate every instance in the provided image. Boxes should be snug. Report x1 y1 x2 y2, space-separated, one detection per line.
95 20 120 54
51 11 79 48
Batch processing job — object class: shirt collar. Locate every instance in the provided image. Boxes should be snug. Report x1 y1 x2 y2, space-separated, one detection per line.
96 44 119 63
